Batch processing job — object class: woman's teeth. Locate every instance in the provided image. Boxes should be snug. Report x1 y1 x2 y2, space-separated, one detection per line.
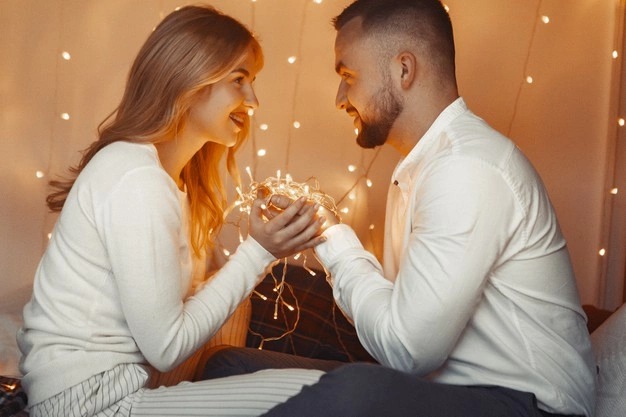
230 113 244 127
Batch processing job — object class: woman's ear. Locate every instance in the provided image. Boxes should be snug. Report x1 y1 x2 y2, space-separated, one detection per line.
396 51 417 89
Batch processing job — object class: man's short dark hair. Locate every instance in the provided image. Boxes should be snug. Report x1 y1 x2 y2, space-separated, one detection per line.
333 0 455 79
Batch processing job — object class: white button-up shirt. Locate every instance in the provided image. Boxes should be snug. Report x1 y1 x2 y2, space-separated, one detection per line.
316 98 595 416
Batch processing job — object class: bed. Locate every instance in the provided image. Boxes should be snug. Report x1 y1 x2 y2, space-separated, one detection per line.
1 265 625 417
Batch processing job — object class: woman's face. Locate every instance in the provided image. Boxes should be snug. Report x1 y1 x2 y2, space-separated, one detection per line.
186 47 260 148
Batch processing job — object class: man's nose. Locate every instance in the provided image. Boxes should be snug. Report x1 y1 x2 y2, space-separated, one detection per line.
335 82 348 110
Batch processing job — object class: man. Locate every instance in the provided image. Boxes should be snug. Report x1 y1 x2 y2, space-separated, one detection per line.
260 0 595 416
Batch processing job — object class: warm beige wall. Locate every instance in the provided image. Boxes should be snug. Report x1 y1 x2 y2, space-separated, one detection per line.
1 0 622 310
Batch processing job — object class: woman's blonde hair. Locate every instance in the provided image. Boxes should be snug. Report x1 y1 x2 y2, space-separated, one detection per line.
46 5 263 256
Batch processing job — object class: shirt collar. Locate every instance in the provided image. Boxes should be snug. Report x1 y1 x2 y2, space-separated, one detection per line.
391 97 467 191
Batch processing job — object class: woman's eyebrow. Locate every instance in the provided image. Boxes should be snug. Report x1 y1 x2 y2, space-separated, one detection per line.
232 68 250 76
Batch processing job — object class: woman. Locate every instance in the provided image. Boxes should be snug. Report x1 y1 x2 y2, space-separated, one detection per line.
17 5 327 416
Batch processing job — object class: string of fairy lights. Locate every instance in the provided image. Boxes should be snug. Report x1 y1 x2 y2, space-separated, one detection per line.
34 0 625 347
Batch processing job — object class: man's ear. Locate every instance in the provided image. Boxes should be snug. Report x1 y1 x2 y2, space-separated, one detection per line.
395 51 417 89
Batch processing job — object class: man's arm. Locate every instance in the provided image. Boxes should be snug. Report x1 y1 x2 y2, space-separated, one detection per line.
315 158 522 375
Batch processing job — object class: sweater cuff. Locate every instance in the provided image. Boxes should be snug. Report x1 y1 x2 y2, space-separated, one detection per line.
240 236 278 273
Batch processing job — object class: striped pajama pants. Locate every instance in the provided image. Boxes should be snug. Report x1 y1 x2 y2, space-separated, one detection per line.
28 362 324 417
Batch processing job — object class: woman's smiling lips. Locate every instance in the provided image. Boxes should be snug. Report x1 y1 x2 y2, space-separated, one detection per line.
229 112 246 130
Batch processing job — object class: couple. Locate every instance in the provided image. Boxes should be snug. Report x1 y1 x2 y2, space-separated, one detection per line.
17 1 595 416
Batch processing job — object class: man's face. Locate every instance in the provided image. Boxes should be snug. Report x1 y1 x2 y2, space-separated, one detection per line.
334 18 403 149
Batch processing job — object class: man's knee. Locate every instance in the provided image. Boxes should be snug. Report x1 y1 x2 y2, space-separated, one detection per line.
198 345 255 380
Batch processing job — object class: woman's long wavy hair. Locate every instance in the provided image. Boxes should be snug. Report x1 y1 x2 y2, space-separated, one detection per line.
46 5 263 257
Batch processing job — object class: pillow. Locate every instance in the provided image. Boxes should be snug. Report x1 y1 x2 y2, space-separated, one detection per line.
0 284 31 378
0 313 23 378
247 263 375 363
591 303 626 417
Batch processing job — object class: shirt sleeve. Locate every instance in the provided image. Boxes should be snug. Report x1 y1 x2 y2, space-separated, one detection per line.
99 166 275 371
315 157 523 374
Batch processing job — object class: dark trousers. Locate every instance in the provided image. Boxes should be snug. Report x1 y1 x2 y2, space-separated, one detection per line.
201 347 583 417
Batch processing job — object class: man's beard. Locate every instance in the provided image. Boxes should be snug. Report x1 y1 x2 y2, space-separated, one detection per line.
356 80 403 149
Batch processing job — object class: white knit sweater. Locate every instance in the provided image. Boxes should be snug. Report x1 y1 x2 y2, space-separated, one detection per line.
17 141 275 405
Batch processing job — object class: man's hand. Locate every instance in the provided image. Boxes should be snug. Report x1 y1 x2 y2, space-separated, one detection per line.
316 205 340 231
248 196 327 259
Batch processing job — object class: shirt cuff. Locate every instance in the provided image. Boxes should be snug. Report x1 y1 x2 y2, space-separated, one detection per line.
315 224 365 267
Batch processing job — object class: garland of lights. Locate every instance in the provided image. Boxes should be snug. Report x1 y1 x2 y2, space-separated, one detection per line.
223 169 342 349
233 167 341 220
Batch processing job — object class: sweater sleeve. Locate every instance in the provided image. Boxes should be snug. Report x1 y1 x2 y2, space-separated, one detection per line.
99 166 275 371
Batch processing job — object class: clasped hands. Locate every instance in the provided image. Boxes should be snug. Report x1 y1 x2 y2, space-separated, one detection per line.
248 194 339 259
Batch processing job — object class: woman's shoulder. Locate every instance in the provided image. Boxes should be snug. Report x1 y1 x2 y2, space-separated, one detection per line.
85 141 159 174
96 141 158 164
77 141 166 190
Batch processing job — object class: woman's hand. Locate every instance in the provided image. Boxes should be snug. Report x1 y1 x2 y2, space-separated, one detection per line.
248 196 327 259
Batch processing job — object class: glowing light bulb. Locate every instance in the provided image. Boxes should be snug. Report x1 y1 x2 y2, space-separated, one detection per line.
313 0 323 4
259 123 269 131
541 16 550 24
348 164 356 172
341 207 349 214
60 112 70 120
287 56 297 64
35 170 45 178
613 50 619 59
525 76 533 84
348 191 356 200
248 109 255 116
618 118 625 126
610 188 618 195
369 224 375 230
257 149 267 156
366 178 373 188
293 121 301 129
599 248 606 256
61 51 71 60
